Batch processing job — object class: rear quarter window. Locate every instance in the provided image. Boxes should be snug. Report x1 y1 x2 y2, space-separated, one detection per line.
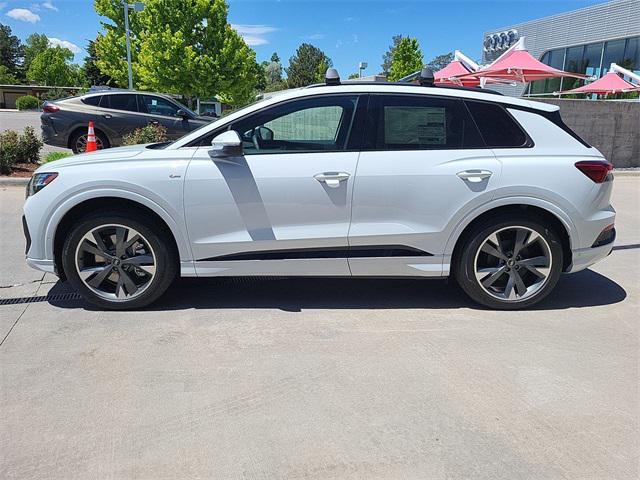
465 101 530 148
82 96 101 106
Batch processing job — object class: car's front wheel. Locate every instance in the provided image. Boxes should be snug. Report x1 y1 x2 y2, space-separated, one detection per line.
455 215 564 309
62 211 177 310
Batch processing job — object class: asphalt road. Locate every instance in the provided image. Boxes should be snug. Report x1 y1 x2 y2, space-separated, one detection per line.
0 178 638 479
0 110 71 157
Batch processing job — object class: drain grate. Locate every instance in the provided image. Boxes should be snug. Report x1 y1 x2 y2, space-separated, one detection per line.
0 292 83 306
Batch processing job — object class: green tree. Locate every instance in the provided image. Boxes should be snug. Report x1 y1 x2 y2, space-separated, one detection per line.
82 38 116 86
27 46 79 86
348 72 360 79
94 0 260 106
23 33 50 72
381 34 403 76
286 43 332 88
0 24 23 80
388 37 423 81
427 51 454 72
0 65 19 84
270 52 280 63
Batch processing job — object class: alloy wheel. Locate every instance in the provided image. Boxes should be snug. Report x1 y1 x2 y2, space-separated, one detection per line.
75 133 104 153
74 224 156 301
473 226 552 302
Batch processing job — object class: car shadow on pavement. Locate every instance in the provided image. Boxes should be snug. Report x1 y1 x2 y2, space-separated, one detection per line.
39 268 627 312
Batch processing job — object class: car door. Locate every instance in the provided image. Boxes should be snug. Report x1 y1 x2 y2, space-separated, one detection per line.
349 93 502 277
96 93 148 143
184 94 365 276
137 95 195 139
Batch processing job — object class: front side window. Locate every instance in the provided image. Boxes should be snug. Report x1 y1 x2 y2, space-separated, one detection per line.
231 95 359 154
139 95 180 117
103 94 138 112
369 95 484 150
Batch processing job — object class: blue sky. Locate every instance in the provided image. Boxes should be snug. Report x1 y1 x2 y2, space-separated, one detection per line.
2 0 609 76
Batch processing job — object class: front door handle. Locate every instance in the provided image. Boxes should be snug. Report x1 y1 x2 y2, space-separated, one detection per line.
103 114 112 119
457 170 493 183
314 172 350 188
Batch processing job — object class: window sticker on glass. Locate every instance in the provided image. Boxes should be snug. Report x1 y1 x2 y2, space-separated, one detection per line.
384 106 446 145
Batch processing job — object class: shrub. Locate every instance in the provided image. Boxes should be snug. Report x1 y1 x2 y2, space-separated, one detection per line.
18 126 43 164
15 95 41 111
122 123 168 145
0 130 20 174
44 151 72 163
41 88 73 101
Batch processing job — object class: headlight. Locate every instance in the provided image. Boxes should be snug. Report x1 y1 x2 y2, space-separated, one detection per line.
26 172 58 198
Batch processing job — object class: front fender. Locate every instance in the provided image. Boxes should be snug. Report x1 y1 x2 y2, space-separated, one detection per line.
41 186 192 262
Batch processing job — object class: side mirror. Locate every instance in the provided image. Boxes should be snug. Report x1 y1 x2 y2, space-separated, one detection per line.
176 109 190 119
209 130 243 158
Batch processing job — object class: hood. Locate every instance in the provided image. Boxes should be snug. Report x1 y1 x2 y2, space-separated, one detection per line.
37 144 148 171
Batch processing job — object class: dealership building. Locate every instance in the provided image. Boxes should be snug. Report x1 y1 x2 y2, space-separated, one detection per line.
482 0 640 96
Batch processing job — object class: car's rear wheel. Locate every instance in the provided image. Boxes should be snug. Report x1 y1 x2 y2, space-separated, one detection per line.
455 215 563 309
62 211 177 310
70 129 109 154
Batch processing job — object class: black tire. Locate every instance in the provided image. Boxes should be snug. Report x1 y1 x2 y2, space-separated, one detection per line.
62 210 178 310
454 213 564 310
70 128 110 154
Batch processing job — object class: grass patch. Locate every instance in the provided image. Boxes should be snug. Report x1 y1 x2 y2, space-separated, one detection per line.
44 151 72 163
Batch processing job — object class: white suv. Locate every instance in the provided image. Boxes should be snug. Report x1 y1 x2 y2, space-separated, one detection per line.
23 70 616 310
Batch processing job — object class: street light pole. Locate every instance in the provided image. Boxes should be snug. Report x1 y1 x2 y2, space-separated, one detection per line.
123 2 144 90
123 3 133 90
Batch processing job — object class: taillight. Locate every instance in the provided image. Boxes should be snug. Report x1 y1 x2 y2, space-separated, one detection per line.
43 103 60 113
575 160 613 183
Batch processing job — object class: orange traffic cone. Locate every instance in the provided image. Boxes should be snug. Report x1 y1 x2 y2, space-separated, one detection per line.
86 121 98 152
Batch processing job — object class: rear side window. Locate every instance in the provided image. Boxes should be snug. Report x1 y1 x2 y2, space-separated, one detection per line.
368 95 484 150
465 101 529 148
82 96 101 106
103 94 139 112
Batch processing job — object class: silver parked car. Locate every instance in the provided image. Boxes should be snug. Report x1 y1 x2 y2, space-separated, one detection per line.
41 90 212 153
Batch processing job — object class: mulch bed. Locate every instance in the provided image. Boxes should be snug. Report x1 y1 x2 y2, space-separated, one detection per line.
1 163 39 178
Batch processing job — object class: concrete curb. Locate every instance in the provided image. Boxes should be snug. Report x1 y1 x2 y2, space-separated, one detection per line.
613 169 640 177
0 177 29 187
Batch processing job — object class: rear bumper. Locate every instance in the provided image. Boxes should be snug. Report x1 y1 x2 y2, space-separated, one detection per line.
41 123 67 148
567 242 614 273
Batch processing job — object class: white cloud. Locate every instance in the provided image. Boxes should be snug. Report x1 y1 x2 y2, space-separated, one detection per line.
301 33 325 41
231 24 277 46
7 8 40 22
42 1 58 11
48 37 81 54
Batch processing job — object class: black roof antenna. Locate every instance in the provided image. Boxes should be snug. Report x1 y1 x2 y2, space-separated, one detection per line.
418 67 434 87
325 68 340 86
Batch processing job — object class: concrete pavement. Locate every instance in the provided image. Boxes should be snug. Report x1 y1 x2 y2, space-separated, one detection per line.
0 110 71 157
0 179 638 479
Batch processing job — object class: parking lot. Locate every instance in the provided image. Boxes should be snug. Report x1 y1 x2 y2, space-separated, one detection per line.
0 177 638 479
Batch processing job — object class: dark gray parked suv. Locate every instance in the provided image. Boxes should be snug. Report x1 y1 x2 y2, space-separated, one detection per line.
41 90 212 153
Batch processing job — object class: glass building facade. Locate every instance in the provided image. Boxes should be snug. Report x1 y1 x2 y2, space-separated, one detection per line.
529 36 640 95
482 0 640 97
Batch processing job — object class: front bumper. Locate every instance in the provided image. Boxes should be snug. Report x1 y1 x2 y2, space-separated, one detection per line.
26 257 56 273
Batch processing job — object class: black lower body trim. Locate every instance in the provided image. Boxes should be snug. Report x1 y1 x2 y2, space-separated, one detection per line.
198 245 432 262
22 215 31 255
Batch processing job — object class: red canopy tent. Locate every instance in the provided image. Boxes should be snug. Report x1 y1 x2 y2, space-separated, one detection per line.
455 41 590 84
556 71 640 96
435 61 480 87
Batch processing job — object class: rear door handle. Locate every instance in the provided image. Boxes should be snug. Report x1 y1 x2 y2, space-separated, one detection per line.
103 114 112 119
314 172 350 188
457 170 493 183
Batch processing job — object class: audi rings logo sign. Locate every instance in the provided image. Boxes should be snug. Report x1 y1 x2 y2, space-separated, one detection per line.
483 29 519 54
